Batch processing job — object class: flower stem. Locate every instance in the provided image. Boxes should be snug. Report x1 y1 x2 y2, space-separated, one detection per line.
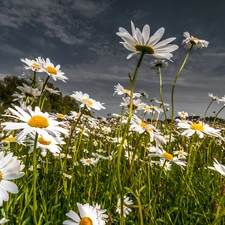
117 51 145 225
32 132 39 225
171 45 193 121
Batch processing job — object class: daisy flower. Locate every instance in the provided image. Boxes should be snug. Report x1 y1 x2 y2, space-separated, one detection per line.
150 59 168 70
116 196 133 217
208 158 225 176
120 97 144 111
173 150 188 159
0 152 24 207
71 91 105 110
159 159 172 171
27 133 65 155
2 105 68 142
178 111 188 119
0 218 9 224
21 56 44 72
182 32 209 50
80 158 99 166
208 93 219 102
114 83 141 98
63 203 108 225
177 121 222 139
148 146 186 167
143 104 163 114
116 21 178 60
41 58 68 82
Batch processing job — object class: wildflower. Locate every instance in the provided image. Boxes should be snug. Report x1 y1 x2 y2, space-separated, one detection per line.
125 150 138 164
41 58 68 82
150 59 168 70
182 32 209 50
0 152 24 207
116 21 178 60
177 121 222 139
143 104 163 114
45 86 61 95
158 159 172 171
114 83 141 98
27 133 65 155
63 203 108 225
21 57 44 72
155 99 170 107
17 83 41 97
120 97 144 111
208 158 225 176
173 150 188 159
63 173 72 179
208 93 219 102
116 196 133 217
148 146 186 167
71 91 105 110
80 158 99 166
2 105 68 141
0 218 9 224
178 111 188 119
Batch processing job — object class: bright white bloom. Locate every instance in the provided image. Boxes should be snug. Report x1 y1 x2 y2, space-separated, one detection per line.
71 91 105 110
148 146 186 167
0 152 24 207
177 121 221 139
173 150 188 159
150 59 168 70
208 158 225 176
17 83 41 97
208 93 219 102
116 21 178 60
63 203 108 225
80 158 99 166
143 104 163 114
182 32 209 50
159 159 172 171
28 133 65 155
2 105 68 141
155 99 170 107
178 111 188 119
21 57 44 72
41 58 68 82
120 97 144 111
45 86 61 95
116 196 133 217
125 150 138 164
114 83 141 98
0 218 9 224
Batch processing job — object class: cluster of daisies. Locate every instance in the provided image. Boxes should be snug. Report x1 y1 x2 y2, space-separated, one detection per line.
1 20 225 224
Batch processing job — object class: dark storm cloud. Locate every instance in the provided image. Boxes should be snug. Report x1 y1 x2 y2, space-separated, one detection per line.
0 0 225 118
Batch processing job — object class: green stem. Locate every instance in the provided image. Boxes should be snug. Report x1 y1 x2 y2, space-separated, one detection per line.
38 76 50 108
212 105 225 127
117 51 145 225
171 45 193 121
203 99 214 122
32 132 39 225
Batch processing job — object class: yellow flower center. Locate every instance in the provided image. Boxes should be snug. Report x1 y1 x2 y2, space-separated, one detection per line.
79 217 93 225
32 63 41 70
5 136 16 142
82 99 93 106
144 107 150 111
190 124 204 131
162 152 174 160
124 89 131 94
28 115 49 128
38 136 51 145
0 171 2 180
46 66 57 75
57 114 64 119
193 37 199 40
86 159 93 163
140 121 148 128
135 45 155 54
178 151 184 155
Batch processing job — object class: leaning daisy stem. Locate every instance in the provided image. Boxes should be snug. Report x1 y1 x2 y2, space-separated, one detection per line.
158 67 168 124
202 99 215 122
117 51 145 225
32 132 39 225
171 45 193 121
38 76 50 108
212 105 225 127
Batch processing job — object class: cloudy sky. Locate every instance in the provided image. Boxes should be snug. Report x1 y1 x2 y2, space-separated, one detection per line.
1 0 225 118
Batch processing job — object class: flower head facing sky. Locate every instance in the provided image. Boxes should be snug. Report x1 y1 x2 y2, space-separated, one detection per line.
182 32 209 50
116 21 178 60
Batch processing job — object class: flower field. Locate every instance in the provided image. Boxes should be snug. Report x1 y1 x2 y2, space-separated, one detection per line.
0 21 225 225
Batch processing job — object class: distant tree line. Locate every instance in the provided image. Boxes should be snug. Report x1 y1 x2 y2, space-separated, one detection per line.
0 76 79 114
